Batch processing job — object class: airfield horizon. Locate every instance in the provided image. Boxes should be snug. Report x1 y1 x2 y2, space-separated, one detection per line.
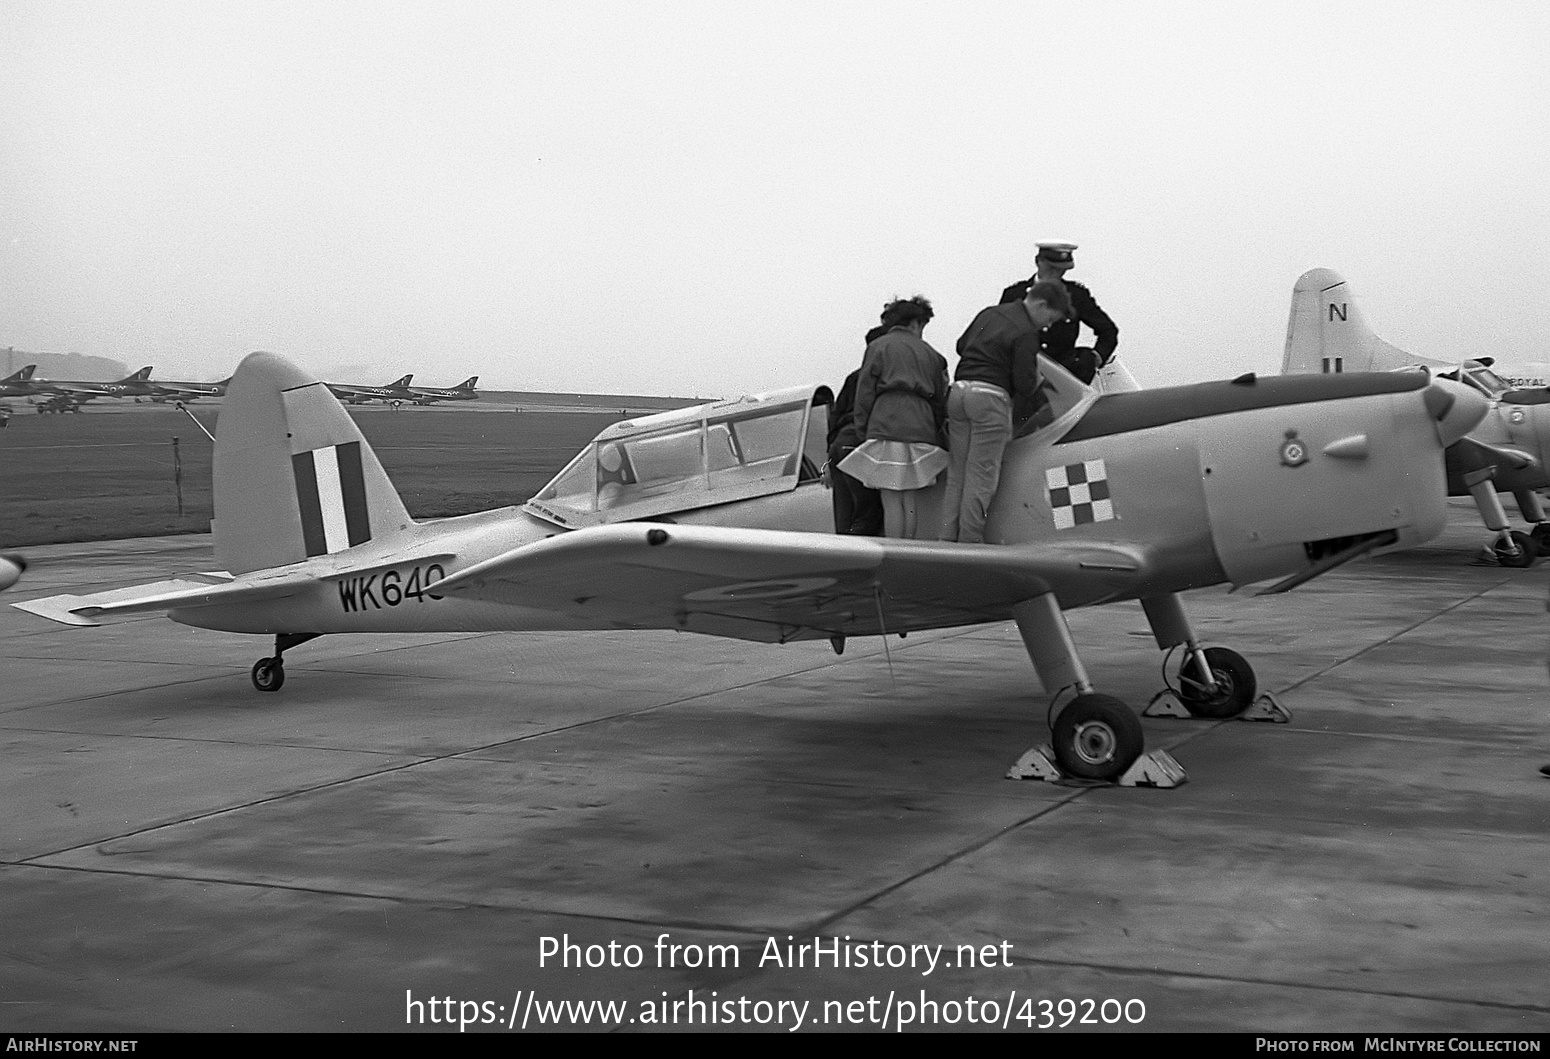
0 402 687 548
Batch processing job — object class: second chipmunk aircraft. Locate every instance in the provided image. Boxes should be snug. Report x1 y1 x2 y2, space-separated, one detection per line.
13 350 1487 783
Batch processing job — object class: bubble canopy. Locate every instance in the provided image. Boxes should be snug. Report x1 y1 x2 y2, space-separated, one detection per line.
524 384 833 529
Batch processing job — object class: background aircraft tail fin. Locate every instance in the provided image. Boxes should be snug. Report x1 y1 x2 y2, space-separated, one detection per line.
457 376 478 390
1282 268 1426 375
2 365 36 383
213 352 414 574
390 374 413 388
123 366 153 382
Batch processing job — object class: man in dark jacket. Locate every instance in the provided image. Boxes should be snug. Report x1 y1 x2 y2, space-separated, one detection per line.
1000 241 1118 384
827 328 887 535
939 281 1071 544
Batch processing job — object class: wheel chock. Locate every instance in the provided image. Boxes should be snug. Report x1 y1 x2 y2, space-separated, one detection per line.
1144 689 1192 718
1006 745 1187 788
1239 692 1292 723
1117 750 1187 788
1006 745 1063 782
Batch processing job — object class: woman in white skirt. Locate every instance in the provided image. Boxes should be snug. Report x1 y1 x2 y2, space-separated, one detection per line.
838 296 950 539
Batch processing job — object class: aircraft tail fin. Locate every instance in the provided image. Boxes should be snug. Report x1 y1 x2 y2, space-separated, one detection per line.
389 374 413 388
457 376 478 391
2 365 36 383
1282 268 1433 375
213 352 414 574
122 366 153 383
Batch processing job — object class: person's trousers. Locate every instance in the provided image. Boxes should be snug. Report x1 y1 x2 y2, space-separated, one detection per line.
832 454 883 535
939 381 1012 544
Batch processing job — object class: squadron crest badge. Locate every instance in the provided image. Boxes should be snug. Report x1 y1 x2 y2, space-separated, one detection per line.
1280 430 1309 467
1047 459 1114 530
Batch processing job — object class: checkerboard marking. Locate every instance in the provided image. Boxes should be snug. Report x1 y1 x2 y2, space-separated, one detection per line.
1046 459 1114 530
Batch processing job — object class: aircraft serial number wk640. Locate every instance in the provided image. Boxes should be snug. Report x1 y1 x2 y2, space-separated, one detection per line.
336 563 447 613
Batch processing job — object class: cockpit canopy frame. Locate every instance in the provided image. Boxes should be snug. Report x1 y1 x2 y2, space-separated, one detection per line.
525 384 831 528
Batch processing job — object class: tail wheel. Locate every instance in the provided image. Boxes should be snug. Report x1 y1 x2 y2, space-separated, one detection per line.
1051 694 1143 782
1494 531 1538 568
1176 647 1257 718
252 658 285 692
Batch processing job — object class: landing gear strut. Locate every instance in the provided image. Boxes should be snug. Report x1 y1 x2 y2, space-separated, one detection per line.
1141 594 1262 719
1136 594 1290 723
1175 646 1257 719
250 632 321 692
1468 479 1540 567
1493 531 1539 569
1005 593 1181 786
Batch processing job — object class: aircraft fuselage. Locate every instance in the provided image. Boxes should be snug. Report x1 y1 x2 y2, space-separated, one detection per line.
168 371 1466 637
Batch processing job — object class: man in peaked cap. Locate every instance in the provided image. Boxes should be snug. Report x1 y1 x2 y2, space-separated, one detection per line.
999 241 1119 385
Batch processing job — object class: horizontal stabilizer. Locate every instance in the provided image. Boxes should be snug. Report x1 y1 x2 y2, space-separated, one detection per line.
435 523 1150 643
11 575 310 626
10 549 457 626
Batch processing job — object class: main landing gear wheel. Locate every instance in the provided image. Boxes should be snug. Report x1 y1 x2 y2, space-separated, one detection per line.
1051 694 1144 782
251 657 285 692
1176 646 1257 719
1494 531 1539 568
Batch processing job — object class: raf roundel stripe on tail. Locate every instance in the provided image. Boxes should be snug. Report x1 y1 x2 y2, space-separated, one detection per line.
293 441 372 556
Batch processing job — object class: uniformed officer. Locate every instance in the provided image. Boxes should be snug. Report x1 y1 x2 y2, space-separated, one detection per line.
1000 241 1118 384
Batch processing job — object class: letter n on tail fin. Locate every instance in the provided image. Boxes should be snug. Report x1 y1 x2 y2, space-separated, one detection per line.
214 353 413 574
1282 267 1427 376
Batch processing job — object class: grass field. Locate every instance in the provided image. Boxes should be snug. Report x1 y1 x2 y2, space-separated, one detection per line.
0 406 620 546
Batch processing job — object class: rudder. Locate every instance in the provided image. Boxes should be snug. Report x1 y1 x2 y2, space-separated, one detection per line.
213 352 414 574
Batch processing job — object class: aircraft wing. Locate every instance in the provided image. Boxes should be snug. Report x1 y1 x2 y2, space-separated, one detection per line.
1446 435 1540 480
434 524 1151 643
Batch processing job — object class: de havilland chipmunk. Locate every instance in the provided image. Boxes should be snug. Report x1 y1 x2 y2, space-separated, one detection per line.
1283 267 1550 566
12 350 1488 783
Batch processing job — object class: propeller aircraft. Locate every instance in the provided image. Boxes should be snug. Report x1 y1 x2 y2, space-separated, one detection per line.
12 351 1488 783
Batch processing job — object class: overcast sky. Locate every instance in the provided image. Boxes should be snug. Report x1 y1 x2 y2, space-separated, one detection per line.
3 0 1547 395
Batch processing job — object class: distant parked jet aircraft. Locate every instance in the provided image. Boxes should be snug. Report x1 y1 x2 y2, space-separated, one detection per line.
148 372 234 403
325 374 415 405
21 366 154 412
0 366 39 399
406 376 480 404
